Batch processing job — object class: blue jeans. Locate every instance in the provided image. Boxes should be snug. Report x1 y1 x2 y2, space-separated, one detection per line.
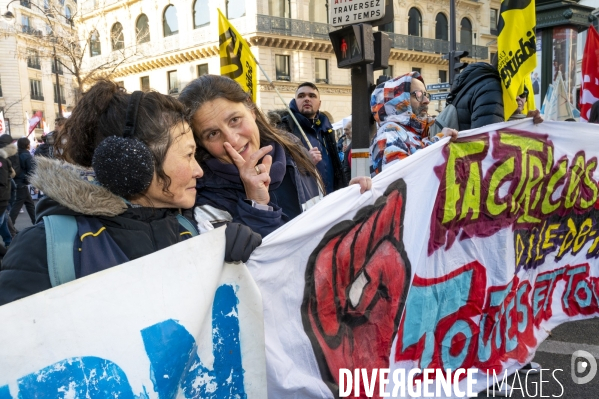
0 210 12 247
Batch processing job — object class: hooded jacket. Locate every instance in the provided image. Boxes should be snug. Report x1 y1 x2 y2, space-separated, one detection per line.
281 101 347 193
196 142 321 237
0 157 197 306
449 62 505 131
0 144 17 211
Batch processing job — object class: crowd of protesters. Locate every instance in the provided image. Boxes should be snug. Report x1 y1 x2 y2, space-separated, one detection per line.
0 58 598 307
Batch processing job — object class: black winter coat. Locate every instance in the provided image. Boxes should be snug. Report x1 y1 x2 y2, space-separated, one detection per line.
0 145 16 211
450 62 505 131
281 102 348 193
0 158 196 306
15 148 34 186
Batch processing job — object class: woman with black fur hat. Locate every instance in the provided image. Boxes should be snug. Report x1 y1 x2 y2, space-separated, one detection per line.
0 80 261 306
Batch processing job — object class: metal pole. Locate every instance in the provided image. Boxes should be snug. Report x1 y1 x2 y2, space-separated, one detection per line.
449 0 456 84
53 44 63 118
350 63 376 178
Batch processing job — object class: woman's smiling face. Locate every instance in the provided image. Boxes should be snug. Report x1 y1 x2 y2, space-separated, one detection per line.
192 98 260 164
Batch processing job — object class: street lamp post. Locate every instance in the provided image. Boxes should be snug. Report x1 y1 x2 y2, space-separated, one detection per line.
3 0 64 118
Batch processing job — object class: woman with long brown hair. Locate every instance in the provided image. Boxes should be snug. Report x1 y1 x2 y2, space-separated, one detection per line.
179 75 370 237
0 80 261 306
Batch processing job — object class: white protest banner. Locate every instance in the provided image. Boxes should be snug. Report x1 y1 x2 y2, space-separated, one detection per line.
0 227 267 399
247 120 599 398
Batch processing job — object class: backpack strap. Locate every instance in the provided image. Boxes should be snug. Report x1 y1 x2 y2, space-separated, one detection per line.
43 215 77 287
176 214 199 237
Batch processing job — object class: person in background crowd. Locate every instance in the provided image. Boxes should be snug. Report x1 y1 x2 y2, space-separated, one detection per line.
8 138 35 226
0 135 16 255
35 117 64 159
179 75 371 237
449 62 505 131
589 101 599 124
280 82 348 193
509 86 530 120
0 80 261 306
337 121 352 183
370 71 457 176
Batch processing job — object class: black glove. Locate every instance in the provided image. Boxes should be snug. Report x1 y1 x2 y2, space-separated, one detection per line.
224 223 262 263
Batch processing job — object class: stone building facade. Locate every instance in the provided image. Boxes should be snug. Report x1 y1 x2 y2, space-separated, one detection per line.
77 0 498 123
0 0 77 139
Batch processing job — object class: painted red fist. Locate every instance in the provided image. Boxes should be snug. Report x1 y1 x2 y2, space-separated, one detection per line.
302 180 411 398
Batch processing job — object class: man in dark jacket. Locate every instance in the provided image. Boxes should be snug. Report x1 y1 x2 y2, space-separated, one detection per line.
281 82 348 194
449 62 505 131
9 137 36 225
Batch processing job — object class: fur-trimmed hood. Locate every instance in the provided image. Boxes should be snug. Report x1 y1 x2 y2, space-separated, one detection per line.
0 144 17 160
30 157 128 217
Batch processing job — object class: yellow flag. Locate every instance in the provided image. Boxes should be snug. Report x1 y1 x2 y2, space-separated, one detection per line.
497 0 537 120
218 9 257 102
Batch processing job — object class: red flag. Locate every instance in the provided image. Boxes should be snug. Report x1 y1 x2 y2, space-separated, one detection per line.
580 26 599 122
27 111 43 136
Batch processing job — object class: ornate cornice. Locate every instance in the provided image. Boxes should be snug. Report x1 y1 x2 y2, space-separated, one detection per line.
259 81 352 95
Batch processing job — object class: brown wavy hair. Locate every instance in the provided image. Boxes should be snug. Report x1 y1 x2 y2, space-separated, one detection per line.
179 75 324 191
54 79 187 195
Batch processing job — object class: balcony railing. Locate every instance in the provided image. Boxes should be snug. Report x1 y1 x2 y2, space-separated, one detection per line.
31 94 44 101
257 15 332 40
21 26 43 37
27 59 41 69
388 33 488 59
256 15 488 60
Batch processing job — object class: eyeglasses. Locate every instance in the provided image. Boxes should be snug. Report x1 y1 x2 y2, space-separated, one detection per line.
410 90 431 102
517 93 528 99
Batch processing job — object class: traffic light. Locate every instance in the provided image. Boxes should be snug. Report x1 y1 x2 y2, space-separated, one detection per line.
452 50 469 75
372 31 391 71
329 24 375 69
443 50 469 84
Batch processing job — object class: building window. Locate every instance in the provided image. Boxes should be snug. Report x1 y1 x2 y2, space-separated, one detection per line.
30 79 44 101
193 0 210 28
460 18 472 46
111 22 124 50
163 5 179 37
490 9 498 35
490 51 497 64
408 8 422 37
226 0 245 19
275 55 290 81
140 76 150 91
53 84 66 104
65 6 72 24
315 59 328 84
439 70 447 83
136 14 150 44
412 67 421 74
51 58 63 74
27 49 41 69
309 0 327 24
89 30 101 57
270 0 290 18
379 21 394 33
21 15 30 34
197 64 209 76
435 13 448 41
168 71 179 94
382 65 393 77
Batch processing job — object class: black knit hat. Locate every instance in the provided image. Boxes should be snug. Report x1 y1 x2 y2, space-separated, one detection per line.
0 135 13 149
